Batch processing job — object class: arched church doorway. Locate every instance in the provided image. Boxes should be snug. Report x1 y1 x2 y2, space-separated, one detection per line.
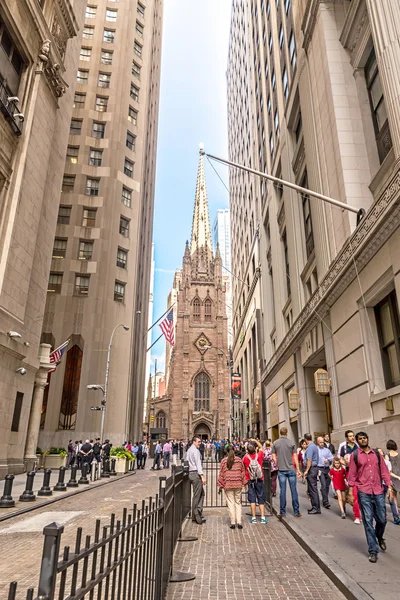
194 423 211 441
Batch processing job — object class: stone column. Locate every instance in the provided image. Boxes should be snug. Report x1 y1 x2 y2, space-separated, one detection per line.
366 0 400 158
24 344 52 471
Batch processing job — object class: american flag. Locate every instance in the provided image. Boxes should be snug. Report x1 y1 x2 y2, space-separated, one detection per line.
49 339 70 373
160 309 175 346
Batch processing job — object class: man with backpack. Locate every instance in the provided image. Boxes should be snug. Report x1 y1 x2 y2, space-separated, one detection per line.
272 427 302 517
242 439 268 523
348 432 392 563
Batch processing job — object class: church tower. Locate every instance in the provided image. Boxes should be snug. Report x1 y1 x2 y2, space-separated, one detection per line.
162 152 230 440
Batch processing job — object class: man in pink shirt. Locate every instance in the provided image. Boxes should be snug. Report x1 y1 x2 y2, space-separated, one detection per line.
348 431 393 563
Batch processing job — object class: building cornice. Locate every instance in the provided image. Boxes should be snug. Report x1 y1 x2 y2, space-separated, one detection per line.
262 165 400 384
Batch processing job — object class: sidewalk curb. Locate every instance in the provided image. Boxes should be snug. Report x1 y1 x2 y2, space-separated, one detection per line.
0 471 137 523
272 505 373 600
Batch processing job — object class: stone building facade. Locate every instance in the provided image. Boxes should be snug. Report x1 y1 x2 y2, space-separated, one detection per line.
151 154 230 441
228 0 400 448
0 0 84 475
38 0 163 450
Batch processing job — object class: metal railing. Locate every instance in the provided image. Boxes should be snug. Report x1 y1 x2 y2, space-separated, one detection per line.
7 464 192 600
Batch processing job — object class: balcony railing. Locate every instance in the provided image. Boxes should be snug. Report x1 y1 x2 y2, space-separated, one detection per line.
0 81 23 136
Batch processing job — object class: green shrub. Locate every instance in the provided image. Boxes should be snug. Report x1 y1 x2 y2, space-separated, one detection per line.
46 446 67 457
36 447 43 455
110 446 135 461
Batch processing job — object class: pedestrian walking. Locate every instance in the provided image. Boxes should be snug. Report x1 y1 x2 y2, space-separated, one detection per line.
179 440 184 461
214 440 221 462
304 433 321 514
163 440 171 468
348 432 392 562
386 439 400 524
243 439 268 524
217 445 247 529
171 440 179 466
199 440 205 461
67 440 75 467
339 430 361 523
329 457 347 518
317 436 333 509
324 433 335 454
136 442 144 469
142 441 148 469
151 441 162 470
263 440 278 496
205 440 212 460
297 439 307 481
272 427 301 517
187 436 206 525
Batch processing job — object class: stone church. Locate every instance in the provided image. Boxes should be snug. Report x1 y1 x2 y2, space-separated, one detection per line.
152 153 230 440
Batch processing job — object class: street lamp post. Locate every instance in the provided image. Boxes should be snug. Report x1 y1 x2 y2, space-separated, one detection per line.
88 323 129 441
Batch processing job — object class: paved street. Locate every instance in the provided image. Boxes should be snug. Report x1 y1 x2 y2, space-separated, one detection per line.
167 508 346 600
274 479 400 600
0 468 161 596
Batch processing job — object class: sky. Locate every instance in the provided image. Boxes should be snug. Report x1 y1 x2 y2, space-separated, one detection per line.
150 1 232 374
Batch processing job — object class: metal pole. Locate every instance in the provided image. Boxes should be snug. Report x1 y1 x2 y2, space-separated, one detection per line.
201 150 362 216
102 323 128 441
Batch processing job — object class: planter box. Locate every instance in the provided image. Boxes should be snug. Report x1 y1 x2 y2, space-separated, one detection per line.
44 454 66 470
36 454 43 469
114 458 128 474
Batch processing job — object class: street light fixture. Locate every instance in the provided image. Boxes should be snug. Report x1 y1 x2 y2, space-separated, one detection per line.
87 324 129 441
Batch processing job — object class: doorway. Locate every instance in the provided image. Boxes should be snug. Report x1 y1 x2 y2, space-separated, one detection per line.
194 423 211 440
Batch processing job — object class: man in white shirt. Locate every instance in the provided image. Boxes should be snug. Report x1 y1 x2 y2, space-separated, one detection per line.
187 436 206 524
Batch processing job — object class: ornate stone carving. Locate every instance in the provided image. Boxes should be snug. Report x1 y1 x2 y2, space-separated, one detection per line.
44 59 68 98
52 15 68 59
39 39 51 63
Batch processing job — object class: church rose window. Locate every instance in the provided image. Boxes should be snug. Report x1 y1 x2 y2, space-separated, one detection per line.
194 372 210 412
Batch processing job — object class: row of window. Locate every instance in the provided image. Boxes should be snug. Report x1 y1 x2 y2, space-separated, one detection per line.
52 238 128 267
66 131 135 165
86 3 145 23
83 25 143 59
58 207 130 238
48 273 127 302
192 298 212 322
62 159 134 196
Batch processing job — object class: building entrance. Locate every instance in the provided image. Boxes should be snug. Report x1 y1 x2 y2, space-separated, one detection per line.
194 423 211 440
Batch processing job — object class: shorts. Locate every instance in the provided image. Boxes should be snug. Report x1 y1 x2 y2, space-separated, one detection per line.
247 479 265 504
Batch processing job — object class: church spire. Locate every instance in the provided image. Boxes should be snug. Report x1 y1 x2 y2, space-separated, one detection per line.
190 150 212 256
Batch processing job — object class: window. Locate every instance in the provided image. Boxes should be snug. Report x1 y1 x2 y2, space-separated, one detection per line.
272 69 276 89
279 25 284 48
135 21 144 37
295 113 302 143
269 32 273 53
193 297 200 321
89 148 103 166
274 109 279 135
282 67 288 100
48 273 63 294
124 158 134 177
85 178 100 196
130 83 139 101
282 230 291 297
194 373 210 412
80 47 91 61
365 48 391 162
78 240 93 260
122 186 132 207
83 26 94 39
267 0 270 15
85 5 96 18
126 131 136 151
106 9 117 22
114 281 125 302
98 72 111 88
75 275 90 295
289 32 296 69
204 299 212 322
270 132 274 158
53 239 67 258
77 69 89 84
120 216 130 237
267 95 271 114
156 411 166 429
59 345 83 430
82 208 96 227
375 291 400 388
58 206 71 225
132 61 141 79
128 106 138 125
73 92 86 108
100 50 113 64
301 171 314 258
66 146 79 164
92 121 105 138
95 95 108 111
134 41 142 57
285 0 291 14
117 248 128 268
11 392 24 432
137 3 145 17
265 58 269 78
103 29 115 43
62 175 75 193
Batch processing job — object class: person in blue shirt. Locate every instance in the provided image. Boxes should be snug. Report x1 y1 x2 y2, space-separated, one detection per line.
317 436 333 508
304 433 321 514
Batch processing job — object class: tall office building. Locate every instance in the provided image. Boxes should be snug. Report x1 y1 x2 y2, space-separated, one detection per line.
213 208 233 346
0 0 84 475
144 243 155 425
39 0 163 448
228 0 400 447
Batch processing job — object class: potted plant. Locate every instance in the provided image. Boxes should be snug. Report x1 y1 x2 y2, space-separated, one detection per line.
44 447 67 469
36 447 43 469
110 447 134 474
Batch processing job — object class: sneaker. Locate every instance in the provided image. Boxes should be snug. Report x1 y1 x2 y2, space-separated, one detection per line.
394 517 400 525
260 517 268 524
354 518 361 524
250 517 257 523
369 553 378 563
237 524 243 529
341 512 346 519
378 538 386 552
230 524 236 529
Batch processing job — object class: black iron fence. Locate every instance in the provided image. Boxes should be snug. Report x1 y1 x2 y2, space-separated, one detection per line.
7 464 193 600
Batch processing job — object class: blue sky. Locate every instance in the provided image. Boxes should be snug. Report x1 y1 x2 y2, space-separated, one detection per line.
150 1 232 373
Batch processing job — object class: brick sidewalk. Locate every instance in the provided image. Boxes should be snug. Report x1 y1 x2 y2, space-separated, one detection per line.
0 468 162 597
166 509 346 600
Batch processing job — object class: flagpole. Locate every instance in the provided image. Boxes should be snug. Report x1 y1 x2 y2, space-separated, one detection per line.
146 333 163 353
145 302 176 336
